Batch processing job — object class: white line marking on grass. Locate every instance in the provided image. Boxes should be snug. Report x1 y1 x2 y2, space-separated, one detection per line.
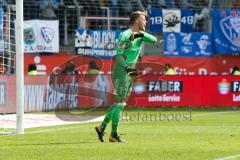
215 154 240 160
0 116 104 136
26 116 104 134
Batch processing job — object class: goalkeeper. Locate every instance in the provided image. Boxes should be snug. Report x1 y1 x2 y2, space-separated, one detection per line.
95 11 157 142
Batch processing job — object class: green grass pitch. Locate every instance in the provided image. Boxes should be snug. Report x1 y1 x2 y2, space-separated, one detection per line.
0 107 240 160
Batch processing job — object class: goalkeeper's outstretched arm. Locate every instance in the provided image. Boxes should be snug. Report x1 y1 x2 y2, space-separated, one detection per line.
142 32 157 43
129 32 157 44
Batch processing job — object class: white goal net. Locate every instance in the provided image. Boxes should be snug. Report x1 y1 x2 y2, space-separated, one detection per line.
0 1 19 134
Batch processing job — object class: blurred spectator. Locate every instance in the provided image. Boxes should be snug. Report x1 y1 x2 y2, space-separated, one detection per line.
62 61 77 75
173 0 210 31
28 64 37 75
165 0 175 8
55 0 65 44
56 0 64 5
130 0 141 13
24 0 40 20
0 0 9 8
220 0 233 9
194 7 210 32
87 61 103 74
231 66 240 76
110 0 119 29
165 64 176 75
111 0 119 16
118 0 131 17
0 65 6 74
232 0 240 9
211 0 220 9
147 0 166 9
175 0 198 9
99 0 106 28
40 0 59 19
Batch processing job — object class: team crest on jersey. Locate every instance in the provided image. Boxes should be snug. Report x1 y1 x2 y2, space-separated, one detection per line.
41 27 55 44
220 16 240 47
119 41 131 50
24 28 35 45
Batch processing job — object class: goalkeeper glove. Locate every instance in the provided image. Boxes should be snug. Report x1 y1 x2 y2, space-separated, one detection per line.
129 32 144 41
125 66 139 77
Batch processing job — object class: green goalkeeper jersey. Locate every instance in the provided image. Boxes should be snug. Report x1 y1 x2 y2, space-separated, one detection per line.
114 29 157 73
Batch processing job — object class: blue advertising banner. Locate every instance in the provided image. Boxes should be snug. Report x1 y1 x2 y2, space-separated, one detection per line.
149 9 194 33
163 32 213 57
0 5 4 53
75 29 121 58
212 10 240 54
149 8 162 32
180 9 194 33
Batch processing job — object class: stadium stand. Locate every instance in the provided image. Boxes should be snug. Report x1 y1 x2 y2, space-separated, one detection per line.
0 0 239 74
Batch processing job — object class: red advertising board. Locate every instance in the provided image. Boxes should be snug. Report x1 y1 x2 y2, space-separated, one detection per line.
143 56 240 75
128 76 203 106
0 75 239 114
201 77 240 106
0 76 16 113
129 75 240 107
24 54 240 75
24 54 112 75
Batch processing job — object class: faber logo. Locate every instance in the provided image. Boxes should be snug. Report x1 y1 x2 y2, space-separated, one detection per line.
232 81 240 92
147 81 182 92
24 28 35 45
220 15 240 47
41 27 55 44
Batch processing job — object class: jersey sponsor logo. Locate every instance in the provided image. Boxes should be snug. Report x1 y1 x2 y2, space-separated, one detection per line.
119 41 131 50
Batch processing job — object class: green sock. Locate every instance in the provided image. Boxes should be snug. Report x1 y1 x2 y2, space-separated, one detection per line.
101 104 116 130
111 131 118 137
111 103 125 137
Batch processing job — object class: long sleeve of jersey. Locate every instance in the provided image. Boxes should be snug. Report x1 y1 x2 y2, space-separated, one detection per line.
142 32 157 43
115 32 130 69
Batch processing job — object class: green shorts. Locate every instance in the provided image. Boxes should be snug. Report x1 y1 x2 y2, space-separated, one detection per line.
112 71 133 102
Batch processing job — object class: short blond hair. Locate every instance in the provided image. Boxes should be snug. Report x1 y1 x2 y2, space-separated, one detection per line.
130 11 147 25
